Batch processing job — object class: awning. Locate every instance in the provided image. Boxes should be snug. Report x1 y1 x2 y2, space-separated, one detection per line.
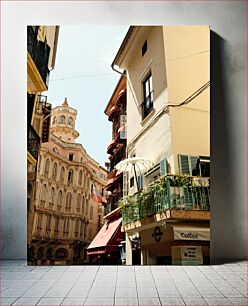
107 139 118 154
108 105 119 121
87 217 122 255
173 226 210 241
105 178 115 191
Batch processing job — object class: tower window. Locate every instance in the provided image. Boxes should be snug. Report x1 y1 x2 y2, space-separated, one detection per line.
59 115 65 124
68 117 73 126
69 154 74 161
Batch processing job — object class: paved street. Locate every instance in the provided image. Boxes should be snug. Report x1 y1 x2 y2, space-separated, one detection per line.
0 260 247 305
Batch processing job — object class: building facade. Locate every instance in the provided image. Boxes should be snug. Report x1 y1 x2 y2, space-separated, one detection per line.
87 76 127 264
27 26 59 238
28 98 108 265
112 26 210 265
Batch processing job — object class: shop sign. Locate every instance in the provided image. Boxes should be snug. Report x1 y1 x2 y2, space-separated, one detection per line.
152 226 163 242
181 246 203 265
173 227 210 241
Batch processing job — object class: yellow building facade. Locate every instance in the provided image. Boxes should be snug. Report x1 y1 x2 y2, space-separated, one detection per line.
112 26 210 265
28 98 108 265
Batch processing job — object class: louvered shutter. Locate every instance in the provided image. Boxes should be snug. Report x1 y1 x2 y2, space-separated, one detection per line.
137 175 143 190
160 159 167 176
178 155 190 174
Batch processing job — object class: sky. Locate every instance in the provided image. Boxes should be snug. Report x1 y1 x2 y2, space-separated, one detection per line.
46 26 128 167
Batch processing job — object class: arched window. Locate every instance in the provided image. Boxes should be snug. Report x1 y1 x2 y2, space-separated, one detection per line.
68 169 73 184
86 199 89 216
52 163 57 180
76 194 81 212
78 170 82 185
44 159 50 176
80 157 83 163
49 187 55 206
66 193 72 210
82 196 85 214
60 166 65 182
57 190 62 210
68 117 73 126
52 116 56 125
40 184 47 208
59 115 65 123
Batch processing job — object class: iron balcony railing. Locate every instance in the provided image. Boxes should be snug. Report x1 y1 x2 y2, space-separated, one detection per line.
141 91 153 120
27 26 50 88
28 125 40 161
121 175 210 225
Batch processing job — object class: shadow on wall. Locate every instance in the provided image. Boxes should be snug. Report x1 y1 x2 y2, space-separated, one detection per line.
210 31 247 264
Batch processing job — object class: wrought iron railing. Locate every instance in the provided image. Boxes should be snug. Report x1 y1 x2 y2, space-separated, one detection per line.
27 26 50 88
28 125 40 160
121 175 210 225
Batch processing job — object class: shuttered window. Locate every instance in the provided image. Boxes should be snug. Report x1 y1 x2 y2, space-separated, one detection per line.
160 159 167 176
178 155 199 176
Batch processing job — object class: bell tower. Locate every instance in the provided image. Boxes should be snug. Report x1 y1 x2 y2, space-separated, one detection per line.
50 97 79 143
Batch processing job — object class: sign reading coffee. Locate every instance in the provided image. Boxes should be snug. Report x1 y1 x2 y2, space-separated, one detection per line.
173 226 210 241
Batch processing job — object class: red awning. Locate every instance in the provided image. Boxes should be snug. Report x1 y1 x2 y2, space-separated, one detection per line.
107 139 118 154
105 178 115 191
108 106 119 121
116 89 126 106
87 217 122 254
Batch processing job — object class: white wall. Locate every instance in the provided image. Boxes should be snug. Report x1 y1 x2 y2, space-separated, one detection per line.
1 1 246 262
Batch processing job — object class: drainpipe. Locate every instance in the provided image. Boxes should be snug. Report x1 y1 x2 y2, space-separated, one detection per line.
111 64 126 78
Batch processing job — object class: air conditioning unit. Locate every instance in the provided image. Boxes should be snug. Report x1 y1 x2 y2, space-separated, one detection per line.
192 177 209 187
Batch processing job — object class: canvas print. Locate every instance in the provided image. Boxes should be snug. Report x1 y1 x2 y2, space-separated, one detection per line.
27 25 210 265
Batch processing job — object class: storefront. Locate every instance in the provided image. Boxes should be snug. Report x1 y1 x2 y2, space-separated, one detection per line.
138 222 210 265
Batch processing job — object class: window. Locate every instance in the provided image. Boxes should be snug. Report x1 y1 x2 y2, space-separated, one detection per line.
52 116 56 125
142 72 153 119
80 157 83 163
63 217 69 234
68 153 74 161
82 196 85 214
58 191 62 209
44 158 50 176
40 184 47 202
50 187 55 205
76 194 81 212
78 170 82 185
52 163 57 179
46 215 51 230
66 193 72 210
68 117 73 126
178 155 210 177
60 166 65 182
54 217 59 232
59 115 65 124
137 175 143 190
142 40 147 56
68 169 73 184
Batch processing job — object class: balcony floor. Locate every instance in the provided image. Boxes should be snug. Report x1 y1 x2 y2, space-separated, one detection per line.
0 260 247 305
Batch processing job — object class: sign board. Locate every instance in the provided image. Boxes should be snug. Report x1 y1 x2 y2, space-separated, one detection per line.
173 226 210 241
171 245 203 265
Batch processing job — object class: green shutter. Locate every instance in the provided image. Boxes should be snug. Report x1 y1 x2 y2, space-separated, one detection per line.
160 159 167 176
178 155 190 174
138 175 143 190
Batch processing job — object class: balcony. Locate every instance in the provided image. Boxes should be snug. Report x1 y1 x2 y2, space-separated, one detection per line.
27 26 50 89
121 175 210 226
27 125 40 161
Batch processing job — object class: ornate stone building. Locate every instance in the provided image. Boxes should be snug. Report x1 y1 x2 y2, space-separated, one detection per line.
28 98 108 265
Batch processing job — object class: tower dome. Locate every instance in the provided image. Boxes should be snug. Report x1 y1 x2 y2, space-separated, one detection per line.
50 97 80 143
